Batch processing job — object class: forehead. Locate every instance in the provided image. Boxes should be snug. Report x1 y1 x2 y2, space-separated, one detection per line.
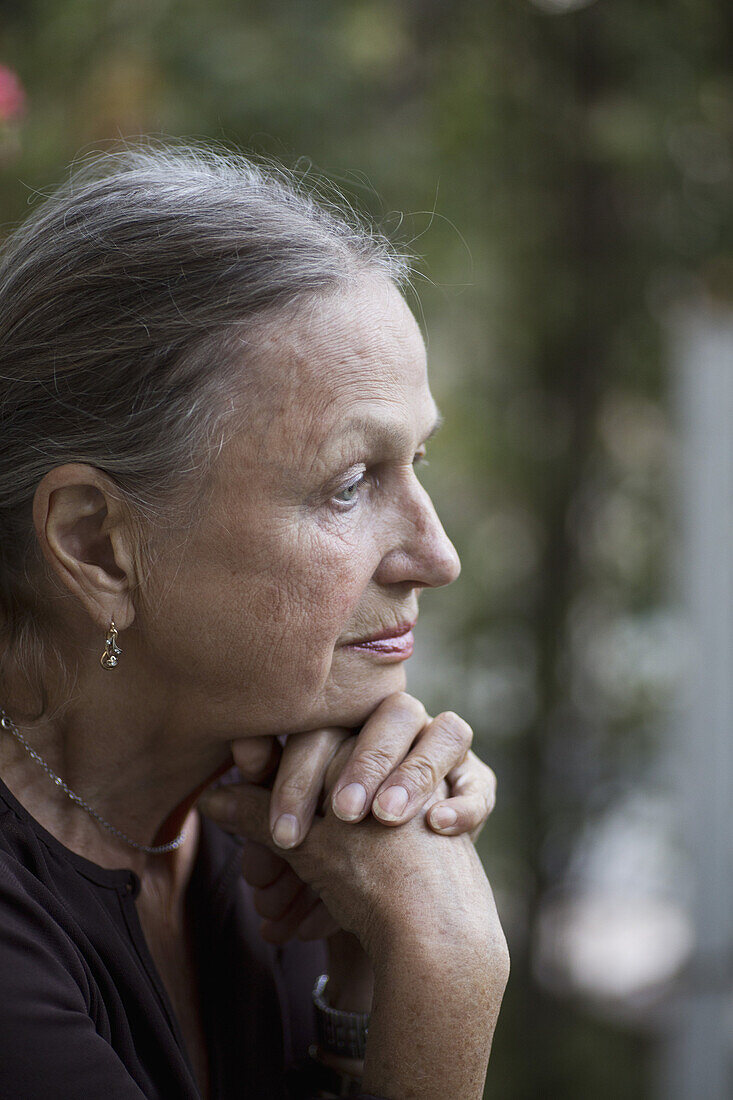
239 276 434 447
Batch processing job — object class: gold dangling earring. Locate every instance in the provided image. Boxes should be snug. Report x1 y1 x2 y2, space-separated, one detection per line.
100 618 122 670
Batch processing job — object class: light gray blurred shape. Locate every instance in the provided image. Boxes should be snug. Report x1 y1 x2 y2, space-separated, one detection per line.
657 303 733 1100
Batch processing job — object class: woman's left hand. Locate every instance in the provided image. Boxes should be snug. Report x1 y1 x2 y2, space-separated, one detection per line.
232 691 496 848
203 691 497 944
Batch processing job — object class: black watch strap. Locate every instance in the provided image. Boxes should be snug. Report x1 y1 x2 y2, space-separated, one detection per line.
312 973 370 1061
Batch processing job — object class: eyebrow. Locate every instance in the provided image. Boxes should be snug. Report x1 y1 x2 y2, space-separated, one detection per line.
333 409 445 450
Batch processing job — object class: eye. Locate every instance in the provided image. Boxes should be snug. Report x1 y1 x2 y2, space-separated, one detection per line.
330 450 426 510
332 473 365 506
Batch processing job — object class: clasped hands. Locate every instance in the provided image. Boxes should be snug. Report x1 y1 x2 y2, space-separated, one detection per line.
201 691 496 945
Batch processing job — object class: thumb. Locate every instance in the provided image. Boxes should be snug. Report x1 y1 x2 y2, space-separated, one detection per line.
199 782 274 848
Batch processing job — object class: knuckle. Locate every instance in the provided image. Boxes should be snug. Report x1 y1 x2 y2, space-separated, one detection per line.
233 738 275 777
351 745 396 780
313 727 345 747
400 754 440 791
385 691 427 724
477 762 498 806
433 711 473 753
472 751 495 776
498 937 511 984
308 728 351 759
275 774 314 806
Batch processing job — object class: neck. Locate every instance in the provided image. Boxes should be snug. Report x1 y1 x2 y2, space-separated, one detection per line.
0 681 233 880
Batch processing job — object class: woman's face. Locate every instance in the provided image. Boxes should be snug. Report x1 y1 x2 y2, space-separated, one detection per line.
139 275 460 737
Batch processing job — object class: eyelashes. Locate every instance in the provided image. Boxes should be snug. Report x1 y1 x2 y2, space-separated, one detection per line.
331 451 428 510
333 474 365 505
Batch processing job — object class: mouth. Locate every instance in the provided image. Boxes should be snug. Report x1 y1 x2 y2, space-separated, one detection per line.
341 620 416 659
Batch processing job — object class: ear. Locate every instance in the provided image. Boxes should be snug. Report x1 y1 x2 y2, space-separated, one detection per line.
32 464 139 632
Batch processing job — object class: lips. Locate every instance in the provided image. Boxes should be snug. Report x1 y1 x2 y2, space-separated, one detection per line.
342 621 416 658
351 621 416 644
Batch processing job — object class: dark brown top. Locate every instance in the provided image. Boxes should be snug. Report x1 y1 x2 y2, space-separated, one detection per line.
0 774 384 1099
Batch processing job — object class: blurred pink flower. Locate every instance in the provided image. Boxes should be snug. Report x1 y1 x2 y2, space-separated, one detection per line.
0 65 25 123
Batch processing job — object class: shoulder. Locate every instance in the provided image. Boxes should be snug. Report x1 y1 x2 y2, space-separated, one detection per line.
0 847 94 1020
0 801 119 1007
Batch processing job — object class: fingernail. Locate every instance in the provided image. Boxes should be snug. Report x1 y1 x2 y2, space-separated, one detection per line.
333 782 367 821
431 806 458 831
272 813 300 849
374 785 408 821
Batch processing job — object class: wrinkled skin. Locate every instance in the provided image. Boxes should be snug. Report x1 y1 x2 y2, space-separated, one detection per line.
9 271 507 1100
133 275 461 738
16 276 470 853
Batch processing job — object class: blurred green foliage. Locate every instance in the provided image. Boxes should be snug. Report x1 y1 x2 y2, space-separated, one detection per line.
0 1 731 1095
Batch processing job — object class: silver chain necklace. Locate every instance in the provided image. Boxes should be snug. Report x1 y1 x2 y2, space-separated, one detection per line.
0 706 187 855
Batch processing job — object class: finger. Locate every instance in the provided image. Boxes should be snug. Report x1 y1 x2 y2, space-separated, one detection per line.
427 753 497 838
259 887 322 944
198 782 274 848
239 839 289 889
231 736 281 782
295 901 341 942
253 867 310 921
427 792 491 837
371 711 473 825
330 692 427 822
269 727 350 850
448 752 497 813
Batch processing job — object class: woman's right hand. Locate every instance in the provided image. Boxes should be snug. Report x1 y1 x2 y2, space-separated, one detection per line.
203 738 501 958
202 740 509 1100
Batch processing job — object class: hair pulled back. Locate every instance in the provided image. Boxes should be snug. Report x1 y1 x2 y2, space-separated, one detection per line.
0 143 409 714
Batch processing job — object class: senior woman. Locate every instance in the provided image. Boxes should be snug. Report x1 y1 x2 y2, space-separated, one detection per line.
0 147 508 1100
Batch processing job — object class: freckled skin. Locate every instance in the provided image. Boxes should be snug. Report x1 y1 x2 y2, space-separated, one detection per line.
0 274 459 864
135 275 460 737
0 274 506 1100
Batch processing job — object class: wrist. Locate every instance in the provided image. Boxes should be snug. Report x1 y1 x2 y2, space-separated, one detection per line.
327 930 374 1012
371 929 487 984
367 909 498 976
362 934 507 1100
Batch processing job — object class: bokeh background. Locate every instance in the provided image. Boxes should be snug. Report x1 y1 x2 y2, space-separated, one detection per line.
1 2 732 1096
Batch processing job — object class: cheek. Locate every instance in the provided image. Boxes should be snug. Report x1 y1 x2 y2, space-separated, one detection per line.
244 562 359 638
140 507 381 734
219 522 375 698
265 534 371 663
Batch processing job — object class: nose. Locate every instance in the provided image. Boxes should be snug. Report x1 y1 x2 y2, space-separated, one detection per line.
374 477 461 590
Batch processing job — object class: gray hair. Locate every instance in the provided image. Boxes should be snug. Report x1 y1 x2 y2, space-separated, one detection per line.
0 143 410 715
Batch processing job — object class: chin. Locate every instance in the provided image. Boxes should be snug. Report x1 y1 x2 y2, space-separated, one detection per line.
302 663 409 731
